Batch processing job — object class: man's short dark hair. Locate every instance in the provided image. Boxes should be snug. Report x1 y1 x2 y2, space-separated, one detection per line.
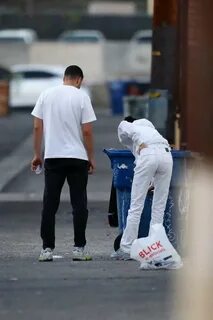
64 65 84 79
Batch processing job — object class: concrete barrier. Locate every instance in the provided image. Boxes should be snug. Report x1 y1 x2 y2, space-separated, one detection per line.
29 42 106 84
0 41 151 80
0 41 151 107
0 43 30 67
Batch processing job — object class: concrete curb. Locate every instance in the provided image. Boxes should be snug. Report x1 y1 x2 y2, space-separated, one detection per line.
0 134 33 192
0 191 109 202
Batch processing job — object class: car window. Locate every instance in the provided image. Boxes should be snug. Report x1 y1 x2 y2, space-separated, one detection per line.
62 35 100 43
13 71 56 79
0 37 26 43
135 36 152 44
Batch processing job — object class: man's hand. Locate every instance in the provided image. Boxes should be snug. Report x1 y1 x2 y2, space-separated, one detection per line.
81 123 95 174
88 158 95 174
31 155 43 172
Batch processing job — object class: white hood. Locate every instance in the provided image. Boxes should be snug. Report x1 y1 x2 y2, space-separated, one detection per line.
133 119 155 129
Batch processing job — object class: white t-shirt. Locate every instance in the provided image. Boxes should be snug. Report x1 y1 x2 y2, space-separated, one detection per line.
31 85 96 160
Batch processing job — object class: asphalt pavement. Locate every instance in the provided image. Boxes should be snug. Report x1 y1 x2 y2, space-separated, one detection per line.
0 201 178 320
0 108 180 320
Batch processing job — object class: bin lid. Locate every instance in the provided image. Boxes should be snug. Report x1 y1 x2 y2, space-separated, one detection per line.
104 148 191 160
103 148 134 160
171 150 191 158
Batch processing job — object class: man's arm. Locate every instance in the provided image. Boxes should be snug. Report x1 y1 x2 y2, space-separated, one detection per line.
118 120 134 150
31 117 43 171
81 122 95 174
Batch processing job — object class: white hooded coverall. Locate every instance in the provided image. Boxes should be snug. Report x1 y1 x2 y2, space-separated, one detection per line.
118 119 173 254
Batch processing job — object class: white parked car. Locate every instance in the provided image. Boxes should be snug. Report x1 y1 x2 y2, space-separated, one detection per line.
9 64 91 108
0 29 37 44
58 29 105 43
128 30 153 76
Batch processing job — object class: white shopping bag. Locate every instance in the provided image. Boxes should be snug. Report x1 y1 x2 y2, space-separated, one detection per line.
130 224 183 270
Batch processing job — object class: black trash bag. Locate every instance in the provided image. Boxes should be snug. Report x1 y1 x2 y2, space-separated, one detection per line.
108 181 118 227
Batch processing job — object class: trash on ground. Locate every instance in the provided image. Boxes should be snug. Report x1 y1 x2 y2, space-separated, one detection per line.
130 224 183 270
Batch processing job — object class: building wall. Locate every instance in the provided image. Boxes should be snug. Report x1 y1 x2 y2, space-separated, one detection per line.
179 0 213 157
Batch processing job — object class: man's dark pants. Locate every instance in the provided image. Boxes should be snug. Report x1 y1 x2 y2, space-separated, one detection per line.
41 158 89 250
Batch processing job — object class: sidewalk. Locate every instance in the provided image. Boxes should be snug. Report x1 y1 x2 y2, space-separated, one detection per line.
0 110 34 191
0 110 32 160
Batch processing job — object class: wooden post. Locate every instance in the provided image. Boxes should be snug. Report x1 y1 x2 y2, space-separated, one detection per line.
0 81 9 117
151 0 178 145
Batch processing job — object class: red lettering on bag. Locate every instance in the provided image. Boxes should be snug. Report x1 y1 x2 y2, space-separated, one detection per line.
139 251 145 258
156 241 163 249
151 244 157 250
144 247 151 255
138 241 165 259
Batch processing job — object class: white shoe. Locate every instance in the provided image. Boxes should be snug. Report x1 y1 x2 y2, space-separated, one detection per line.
39 248 53 262
110 248 132 261
72 247 92 261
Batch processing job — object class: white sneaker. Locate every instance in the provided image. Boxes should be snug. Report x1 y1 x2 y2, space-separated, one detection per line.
110 248 132 261
39 248 53 262
72 247 92 261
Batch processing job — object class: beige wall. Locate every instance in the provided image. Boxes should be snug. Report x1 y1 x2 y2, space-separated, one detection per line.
0 43 30 67
0 41 151 83
88 1 136 15
147 0 154 15
29 42 106 84
0 41 151 107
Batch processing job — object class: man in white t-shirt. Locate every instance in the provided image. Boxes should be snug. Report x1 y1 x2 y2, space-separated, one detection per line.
31 65 96 262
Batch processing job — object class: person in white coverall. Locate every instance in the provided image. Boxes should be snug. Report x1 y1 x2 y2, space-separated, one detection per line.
114 118 173 260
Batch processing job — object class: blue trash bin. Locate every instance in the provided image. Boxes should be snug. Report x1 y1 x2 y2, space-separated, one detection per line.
108 80 150 115
108 81 126 115
103 148 191 253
